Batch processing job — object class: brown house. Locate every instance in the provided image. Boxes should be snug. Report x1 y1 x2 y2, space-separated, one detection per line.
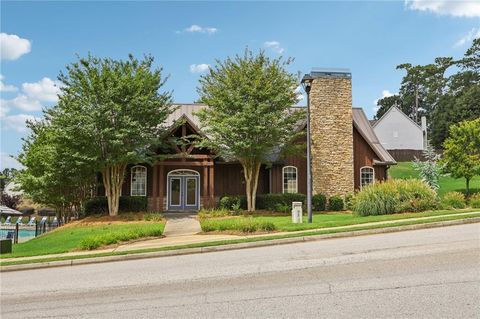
115 69 395 212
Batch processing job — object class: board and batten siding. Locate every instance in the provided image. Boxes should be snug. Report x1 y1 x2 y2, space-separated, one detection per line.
373 107 424 150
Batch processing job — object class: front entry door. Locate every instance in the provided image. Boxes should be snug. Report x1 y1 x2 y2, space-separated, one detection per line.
167 175 199 211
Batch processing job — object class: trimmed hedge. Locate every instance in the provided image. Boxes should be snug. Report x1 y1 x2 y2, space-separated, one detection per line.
312 194 327 211
218 196 247 210
353 179 437 216
84 196 148 215
328 196 344 211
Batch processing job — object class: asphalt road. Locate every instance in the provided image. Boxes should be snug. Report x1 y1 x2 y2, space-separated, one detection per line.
2 223 480 318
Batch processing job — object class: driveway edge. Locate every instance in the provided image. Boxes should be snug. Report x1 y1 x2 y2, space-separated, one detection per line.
2 217 479 272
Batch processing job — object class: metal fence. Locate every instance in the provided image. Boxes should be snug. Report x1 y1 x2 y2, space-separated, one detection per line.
0 218 64 244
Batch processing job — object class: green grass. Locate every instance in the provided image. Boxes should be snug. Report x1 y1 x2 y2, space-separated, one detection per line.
200 209 478 232
389 162 480 197
1 222 165 258
1 212 479 267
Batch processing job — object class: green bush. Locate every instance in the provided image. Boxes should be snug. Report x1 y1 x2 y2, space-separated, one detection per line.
328 196 344 211
256 193 306 212
344 193 356 211
312 194 327 211
201 217 276 233
84 196 148 215
469 193 480 208
218 196 247 210
441 192 466 209
353 179 437 216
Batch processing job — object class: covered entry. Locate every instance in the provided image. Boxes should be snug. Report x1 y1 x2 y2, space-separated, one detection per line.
167 169 200 211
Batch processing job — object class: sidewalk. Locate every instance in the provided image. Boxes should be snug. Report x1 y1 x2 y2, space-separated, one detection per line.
1 211 479 264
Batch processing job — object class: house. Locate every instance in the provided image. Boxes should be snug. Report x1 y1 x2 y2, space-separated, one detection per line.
101 69 396 211
372 105 427 161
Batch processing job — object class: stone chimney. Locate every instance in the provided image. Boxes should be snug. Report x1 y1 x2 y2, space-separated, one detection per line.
308 69 354 197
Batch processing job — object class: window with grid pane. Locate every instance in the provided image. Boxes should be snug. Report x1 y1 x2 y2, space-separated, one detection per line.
283 166 297 193
131 166 147 196
360 167 374 188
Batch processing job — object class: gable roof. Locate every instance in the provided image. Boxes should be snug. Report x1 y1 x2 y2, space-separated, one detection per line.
372 105 422 131
352 108 396 165
165 103 395 165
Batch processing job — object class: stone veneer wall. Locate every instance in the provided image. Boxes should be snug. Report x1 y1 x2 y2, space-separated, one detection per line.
309 75 354 197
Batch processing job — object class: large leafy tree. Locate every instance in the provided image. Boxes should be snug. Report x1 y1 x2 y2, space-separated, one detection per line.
197 49 303 211
441 119 480 197
16 119 97 220
53 54 173 216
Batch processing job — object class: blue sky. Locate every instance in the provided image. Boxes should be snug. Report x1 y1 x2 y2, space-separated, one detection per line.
1 1 479 169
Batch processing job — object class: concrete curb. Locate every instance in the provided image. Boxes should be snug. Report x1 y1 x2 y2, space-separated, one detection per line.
2 217 479 272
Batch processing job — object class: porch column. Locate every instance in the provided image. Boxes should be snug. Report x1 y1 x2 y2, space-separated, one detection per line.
152 165 158 211
202 165 208 209
209 164 215 208
158 165 165 211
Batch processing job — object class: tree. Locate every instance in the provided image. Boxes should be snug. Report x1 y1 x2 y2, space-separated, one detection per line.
374 94 403 120
441 119 480 197
52 54 173 216
0 168 18 192
197 49 303 211
0 193 20 209
16 119 96 220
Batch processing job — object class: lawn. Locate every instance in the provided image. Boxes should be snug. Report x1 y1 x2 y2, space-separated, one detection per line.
389 162 479 197
1 219 165 258
200 208 477 233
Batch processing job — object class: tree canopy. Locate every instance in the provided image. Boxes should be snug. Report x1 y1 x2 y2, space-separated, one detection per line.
197 49 303 211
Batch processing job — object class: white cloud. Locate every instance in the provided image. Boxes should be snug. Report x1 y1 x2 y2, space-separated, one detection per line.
0 152 23 170
179 25 218 35
1 95 43 112
405 0 480 17
373 90 395 112
22 77 61 102
0 33 32 60
0 77 61 112
294 85 305 103
1 113 38 133
0 103 10 117
190 64 210 73
264 41 285 54
0 74 18 92
454 28 480 47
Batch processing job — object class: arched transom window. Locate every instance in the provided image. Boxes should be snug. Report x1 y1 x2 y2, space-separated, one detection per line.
131 166 147 196
283 166 298 194
360 166 374 188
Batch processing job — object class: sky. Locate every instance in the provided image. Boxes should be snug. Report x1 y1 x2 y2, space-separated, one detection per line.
1 0 479 169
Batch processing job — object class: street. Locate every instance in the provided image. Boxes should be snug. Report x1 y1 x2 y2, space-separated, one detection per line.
1 223 479 318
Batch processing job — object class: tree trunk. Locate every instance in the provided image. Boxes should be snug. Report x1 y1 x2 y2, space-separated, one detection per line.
241 160 262 212
102 164 127 216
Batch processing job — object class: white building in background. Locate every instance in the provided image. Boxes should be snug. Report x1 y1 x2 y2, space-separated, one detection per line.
4 181 23 197
372 106 427 152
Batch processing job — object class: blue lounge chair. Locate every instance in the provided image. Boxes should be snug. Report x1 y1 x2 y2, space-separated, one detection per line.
4 216 12 225
6 230 14 240
27 216 36 226
52 216 58 227
39 216 47 224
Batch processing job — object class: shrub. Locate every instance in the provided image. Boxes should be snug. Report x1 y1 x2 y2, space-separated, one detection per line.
344 193 355 211
469 193 480 208
353 179 437 216
256 193 305 212
441 192 466 209
328 196 344 211
84 196 148 215
218 196 247 210
312 194 327 211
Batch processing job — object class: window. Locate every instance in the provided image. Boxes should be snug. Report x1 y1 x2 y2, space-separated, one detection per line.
283 166 298 194
131 166 147 196
360 166 374 188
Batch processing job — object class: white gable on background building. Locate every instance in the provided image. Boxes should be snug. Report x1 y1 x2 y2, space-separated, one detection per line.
372 106 425 150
